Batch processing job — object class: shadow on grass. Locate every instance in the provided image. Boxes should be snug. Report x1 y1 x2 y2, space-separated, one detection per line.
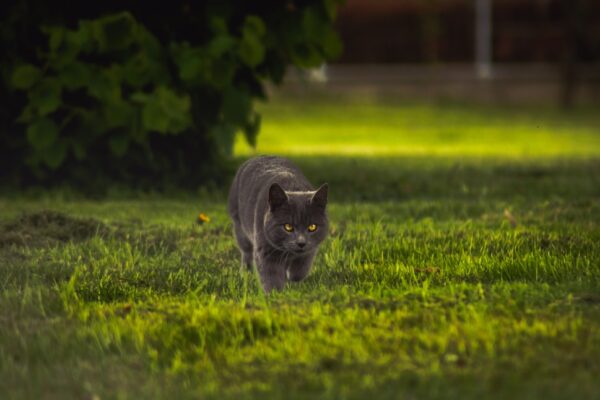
248 155 600 202
0 210 109 248
1 155 598 202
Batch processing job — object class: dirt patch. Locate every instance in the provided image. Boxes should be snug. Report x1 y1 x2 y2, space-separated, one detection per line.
0 210 109 248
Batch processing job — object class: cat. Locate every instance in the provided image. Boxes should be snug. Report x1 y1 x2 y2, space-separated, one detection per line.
227 156 329 292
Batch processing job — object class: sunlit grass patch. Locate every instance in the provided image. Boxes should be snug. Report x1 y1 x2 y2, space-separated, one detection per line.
235 97 600 158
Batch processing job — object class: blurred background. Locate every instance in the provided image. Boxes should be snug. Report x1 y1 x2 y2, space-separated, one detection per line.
1 0 599 192
285 0 600 106
233 0 600 170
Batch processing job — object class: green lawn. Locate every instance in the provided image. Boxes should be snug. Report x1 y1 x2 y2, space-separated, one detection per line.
237 95 600 157
1 95 600 399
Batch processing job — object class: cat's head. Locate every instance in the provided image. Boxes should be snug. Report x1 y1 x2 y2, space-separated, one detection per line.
263 183 329 254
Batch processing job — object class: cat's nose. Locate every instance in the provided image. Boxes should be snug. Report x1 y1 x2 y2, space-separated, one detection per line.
297 242 306 249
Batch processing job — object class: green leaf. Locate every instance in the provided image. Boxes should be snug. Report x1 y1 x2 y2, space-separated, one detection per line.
76 21 97 53
130 92 150 103
11 64 42 90
47 29 83 68
302 7 325 41
92 12 137 52
239 15 266 67
211 123 236 156
120 32 168 88
87 69 120 102
59 62 91 90
29 79 62 116
244 16 266 37
43 26 65 52
222 87 251 126
239 35 265 67
26 117 59 150
142 104 169 133
141 86 192 134
243 112 261 148
41 140 67 169
210 17 228 35
104 96 134 129
300 5 342 60
323 0 341 20
208 34 236 58
290 44 322 68
320 28 343 59
138 27 162 58
172 43 209 85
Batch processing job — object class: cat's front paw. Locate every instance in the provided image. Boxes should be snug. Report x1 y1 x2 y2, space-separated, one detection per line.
261 279 285 293
258 263 286 293
241 253 253 271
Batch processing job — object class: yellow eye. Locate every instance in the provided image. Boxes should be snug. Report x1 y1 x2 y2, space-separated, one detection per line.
284 223 294 232
308 224 317 232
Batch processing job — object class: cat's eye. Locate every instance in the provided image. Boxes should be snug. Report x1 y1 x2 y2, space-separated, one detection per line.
283 223 294 232
308 224 317 232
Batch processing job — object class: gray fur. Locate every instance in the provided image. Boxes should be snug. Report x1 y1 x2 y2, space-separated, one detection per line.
227 156 329 292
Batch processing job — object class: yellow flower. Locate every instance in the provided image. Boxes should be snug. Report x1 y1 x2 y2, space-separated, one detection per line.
197 212 210 224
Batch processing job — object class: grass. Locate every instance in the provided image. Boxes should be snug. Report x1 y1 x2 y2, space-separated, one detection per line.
236 95 600 157
1 94 600 399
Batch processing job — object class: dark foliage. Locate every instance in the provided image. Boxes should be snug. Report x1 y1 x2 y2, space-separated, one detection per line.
0 0 342 189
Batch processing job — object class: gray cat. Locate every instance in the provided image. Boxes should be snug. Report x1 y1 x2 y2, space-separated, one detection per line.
227 156 329 292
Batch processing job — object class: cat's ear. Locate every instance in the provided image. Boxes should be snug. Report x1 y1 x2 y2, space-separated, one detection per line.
311 183 328 209
268 183 288 210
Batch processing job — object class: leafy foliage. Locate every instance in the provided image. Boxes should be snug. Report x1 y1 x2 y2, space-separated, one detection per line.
0 0 343 185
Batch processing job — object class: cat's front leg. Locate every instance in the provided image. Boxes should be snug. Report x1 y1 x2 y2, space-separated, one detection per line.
287 252 316 282
255 249 286 292
233 223 254 270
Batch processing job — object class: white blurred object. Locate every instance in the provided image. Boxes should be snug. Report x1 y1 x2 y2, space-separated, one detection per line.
307 64 328 83
475 0 493 79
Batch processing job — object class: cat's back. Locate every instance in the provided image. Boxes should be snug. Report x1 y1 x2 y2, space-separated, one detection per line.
235 155 310 190
228 156 311 218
